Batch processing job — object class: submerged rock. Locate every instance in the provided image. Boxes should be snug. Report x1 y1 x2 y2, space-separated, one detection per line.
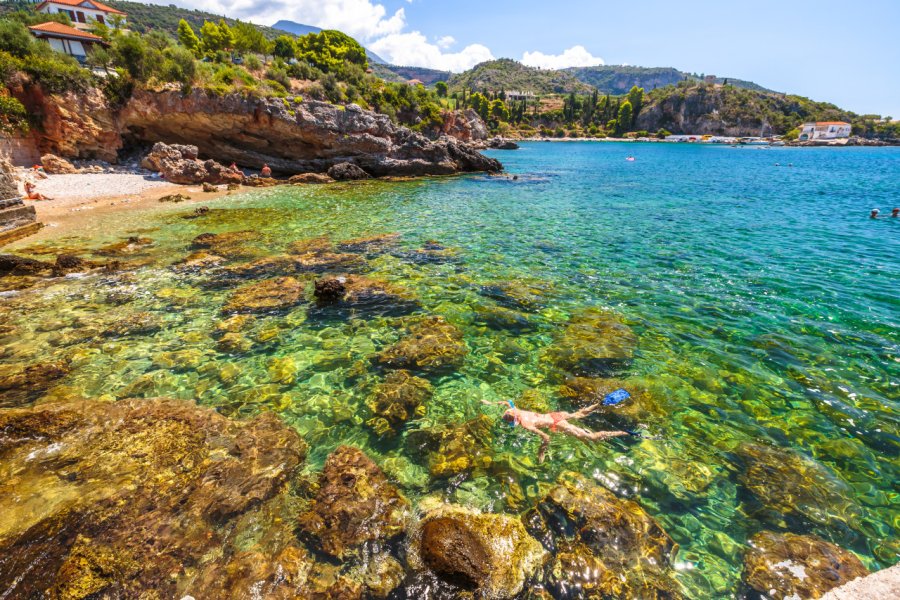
96 236 153 257
524 472 682 598
479 280 552 313
545 308 638 377
287 236 334 255
0 398 306 598
172 249 224 273
297 446 410 559
223 277 305 313
409 503 547 598
0 253 53 276
336 233 401 255
101 311 162 337
191 230 260 258
365 370 432 436
407 415 494 478
313 275 418 316
375 315 467 374
738 443 860 528
0 359 70 407
742 531 869 600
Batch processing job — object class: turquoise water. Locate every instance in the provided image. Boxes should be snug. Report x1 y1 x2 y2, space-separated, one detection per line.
4 141 899 596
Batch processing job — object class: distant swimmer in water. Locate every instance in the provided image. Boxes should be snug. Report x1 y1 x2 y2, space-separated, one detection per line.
482 388 636 462
870 208 880 219
625 156 636 162
892 207 899 218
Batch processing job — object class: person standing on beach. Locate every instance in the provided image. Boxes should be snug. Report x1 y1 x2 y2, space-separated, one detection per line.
260 164 272 178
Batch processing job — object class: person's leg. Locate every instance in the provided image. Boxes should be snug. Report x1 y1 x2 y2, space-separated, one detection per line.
569 403 601 420
556 421 628 441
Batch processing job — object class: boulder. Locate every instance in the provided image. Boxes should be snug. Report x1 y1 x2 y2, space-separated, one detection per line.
158 193 190 203
743 531 869 600
201 182 218 192
440 108 489 143
0 157 19 199
140 142 241 185
0 254 53 276
313 275 418 316
375 315 467 374
327 162 371 181
545 308 638 377
365 370 433 436
0 397 306 598
289 172 334 184
223 277 304 313
313 276 346 303
487 137 520 150
524 472 682 598
410 503 547 598
41 153 78 174
297 446 410 558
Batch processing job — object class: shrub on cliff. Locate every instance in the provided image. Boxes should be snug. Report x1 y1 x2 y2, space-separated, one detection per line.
0 94 28 134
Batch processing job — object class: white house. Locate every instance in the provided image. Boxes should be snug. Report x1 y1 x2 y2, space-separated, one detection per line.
34 0 126 31
798 121 852 141
28 22 106 63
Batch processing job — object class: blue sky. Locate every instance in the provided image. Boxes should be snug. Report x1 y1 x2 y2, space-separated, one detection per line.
149 0 900 116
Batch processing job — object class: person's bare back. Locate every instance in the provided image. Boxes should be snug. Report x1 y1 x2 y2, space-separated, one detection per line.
482 399 630 462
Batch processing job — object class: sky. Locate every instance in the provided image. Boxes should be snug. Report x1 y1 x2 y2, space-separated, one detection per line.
145 0 900 117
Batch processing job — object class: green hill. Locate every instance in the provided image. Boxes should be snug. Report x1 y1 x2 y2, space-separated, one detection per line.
448 59 592 94
105 0 289 39
376 65 451 85
566 66 685 94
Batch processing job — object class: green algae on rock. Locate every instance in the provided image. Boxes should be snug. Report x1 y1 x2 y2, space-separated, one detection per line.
409 501 547 598
223 276 305 313
407 415 494 478
525 472 683 599
375 315 468 374
742 531 869 600
365 369 433 436
0 359 70 408
297 445 410 559
545 308 638 378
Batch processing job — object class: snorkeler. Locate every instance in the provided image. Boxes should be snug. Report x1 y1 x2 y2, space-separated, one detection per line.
482 394 631 463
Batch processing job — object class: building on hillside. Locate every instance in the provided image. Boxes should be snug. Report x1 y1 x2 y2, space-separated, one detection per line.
28 22 107 63
35 0 126 30
504 91 536 102
798 121 851 141
406 79 424 86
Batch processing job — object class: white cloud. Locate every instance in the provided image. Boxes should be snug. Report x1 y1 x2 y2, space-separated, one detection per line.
146 0 406 41
436 35 455 49
369 32 493 72
521 45 604 69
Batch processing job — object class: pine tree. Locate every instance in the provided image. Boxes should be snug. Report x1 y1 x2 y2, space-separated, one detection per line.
177 19 200 55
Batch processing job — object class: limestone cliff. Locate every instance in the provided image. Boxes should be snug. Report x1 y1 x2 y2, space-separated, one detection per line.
9 82 501 176
635 85 777 136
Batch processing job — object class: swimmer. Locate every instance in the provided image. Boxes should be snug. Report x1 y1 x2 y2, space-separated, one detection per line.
870 208 880 219
482 399 630 463
892 207 899 218
625 156 636 162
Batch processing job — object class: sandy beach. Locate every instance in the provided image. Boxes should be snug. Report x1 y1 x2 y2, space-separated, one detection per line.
17 171 241 239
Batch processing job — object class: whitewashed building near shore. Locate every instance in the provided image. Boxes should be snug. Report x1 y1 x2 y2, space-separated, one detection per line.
798 121 851 141
34 0 127 30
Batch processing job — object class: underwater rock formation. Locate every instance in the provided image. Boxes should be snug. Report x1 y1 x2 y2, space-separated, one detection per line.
407 415 494 478
0 397 306 598
738 443 861 529
546 308 638 377
0 253 53 276
409 502 547 598
742 531 869 599
375 315 468 374
0 359 70 407
479 280 551 313
223 277 305 313
336 233 401 255
313 275 418 316
100 311 162 338
365 370 433 436
297 446 410 559
524 472 682 598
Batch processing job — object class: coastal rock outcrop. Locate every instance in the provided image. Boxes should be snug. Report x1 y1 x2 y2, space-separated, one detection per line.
440 108 489 143
40 153 77 174
141 142 243 185
742 531 869 599
409 502 547 598
327 162 371 181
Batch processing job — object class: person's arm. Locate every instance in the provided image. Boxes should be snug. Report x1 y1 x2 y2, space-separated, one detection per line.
521 423 551 463
480 399 512 407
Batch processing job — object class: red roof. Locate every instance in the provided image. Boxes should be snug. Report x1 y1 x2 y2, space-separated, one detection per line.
28 21 105 41
815 121 850 126
36 0 126 16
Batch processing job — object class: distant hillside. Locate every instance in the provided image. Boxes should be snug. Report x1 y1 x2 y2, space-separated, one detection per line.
448 59 592 94
106 0 287 39
568 65 775 95
273 19 387 64
374 65 451 85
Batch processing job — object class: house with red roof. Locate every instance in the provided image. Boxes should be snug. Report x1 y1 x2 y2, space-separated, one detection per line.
28 22 107 63
798 121 852 141
35 0 126 31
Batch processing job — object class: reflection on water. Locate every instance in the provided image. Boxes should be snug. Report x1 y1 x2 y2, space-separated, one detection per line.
1 142 898 597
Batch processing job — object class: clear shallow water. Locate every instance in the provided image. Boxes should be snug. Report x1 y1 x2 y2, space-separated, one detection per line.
4 142 899 597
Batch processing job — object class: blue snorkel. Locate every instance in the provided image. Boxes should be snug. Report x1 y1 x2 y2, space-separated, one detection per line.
506 399 516 426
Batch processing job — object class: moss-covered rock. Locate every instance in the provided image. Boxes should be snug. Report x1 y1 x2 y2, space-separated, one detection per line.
51 535 139 600
336 233 401 255
365 370 432 436
375 315 467 374
0 359 70 407
313 275 419 316
742 531 869 600
223 276 305 313
100 311 162 338
297 446 410 559
479 280 552 312
545 308 638 377
409 502 547 598
96 236 154 257
191 230 260 258
407 415 494 478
